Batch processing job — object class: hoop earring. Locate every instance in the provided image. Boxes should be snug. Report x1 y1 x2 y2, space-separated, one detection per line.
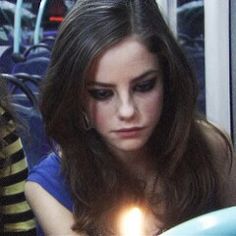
82 112 92 130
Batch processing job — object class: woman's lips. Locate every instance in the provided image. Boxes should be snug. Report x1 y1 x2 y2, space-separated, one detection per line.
114 127 144 138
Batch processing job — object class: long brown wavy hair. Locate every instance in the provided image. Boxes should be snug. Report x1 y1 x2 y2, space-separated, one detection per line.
40 0 233 234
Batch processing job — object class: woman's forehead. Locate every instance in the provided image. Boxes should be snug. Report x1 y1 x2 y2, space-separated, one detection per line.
87 36 160 83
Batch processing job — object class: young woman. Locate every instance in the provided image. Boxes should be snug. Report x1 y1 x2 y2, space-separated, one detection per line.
25 0 236 235
0 78 36 235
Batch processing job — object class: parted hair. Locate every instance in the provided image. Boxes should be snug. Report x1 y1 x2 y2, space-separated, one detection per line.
40 0 232 234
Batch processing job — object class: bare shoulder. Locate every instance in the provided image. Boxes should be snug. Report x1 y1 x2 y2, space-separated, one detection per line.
197 120 236 206
197 120 233 159
25 181 84 236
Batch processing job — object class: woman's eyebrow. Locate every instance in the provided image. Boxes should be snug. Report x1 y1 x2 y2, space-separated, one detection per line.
87 81 115 88
131 70 160 83
87 70 159 87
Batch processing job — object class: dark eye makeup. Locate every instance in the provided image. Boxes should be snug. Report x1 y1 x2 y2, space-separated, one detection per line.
88 89 113 101
87 77 158 101
133 77 157 92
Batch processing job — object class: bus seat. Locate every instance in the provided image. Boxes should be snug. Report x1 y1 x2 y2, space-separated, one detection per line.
11 57 50 77
12 103 51 169
0 45 26 73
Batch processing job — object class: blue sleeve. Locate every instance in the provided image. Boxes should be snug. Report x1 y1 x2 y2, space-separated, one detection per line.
27 152 73 212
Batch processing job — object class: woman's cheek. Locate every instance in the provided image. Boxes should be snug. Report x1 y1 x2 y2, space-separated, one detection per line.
89 103 112 130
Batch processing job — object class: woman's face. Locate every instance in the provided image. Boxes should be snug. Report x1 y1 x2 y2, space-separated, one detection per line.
85 36 163 158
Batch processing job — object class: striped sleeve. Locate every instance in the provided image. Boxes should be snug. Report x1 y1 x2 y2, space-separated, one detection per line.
0 106 36 235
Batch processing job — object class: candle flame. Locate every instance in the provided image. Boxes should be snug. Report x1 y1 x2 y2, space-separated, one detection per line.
119 207 143 236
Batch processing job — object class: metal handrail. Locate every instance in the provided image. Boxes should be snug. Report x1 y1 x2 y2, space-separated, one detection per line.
13 0 23 53
34 0 48 45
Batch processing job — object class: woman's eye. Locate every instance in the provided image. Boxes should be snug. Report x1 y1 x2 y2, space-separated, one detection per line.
134 78 157 92
88 89 113 101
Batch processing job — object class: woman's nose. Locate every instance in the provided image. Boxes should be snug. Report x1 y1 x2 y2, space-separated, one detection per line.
117 97 136 120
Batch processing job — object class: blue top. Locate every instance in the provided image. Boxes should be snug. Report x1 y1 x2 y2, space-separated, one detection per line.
27 152 73 236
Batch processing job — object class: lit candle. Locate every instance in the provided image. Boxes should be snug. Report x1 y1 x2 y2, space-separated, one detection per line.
119 207 144 236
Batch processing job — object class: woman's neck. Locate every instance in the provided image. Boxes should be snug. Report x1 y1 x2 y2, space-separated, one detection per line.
111 147 155 183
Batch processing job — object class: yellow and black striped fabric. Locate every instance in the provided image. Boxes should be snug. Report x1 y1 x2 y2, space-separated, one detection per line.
0 106 36 235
